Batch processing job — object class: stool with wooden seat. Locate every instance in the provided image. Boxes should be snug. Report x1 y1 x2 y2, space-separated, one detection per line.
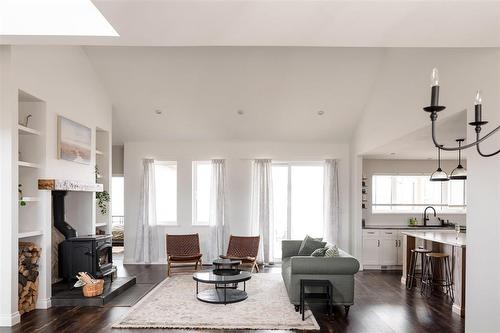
406 247 432 290
421 252 454 302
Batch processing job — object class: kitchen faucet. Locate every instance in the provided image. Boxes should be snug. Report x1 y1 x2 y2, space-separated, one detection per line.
423 206 436 226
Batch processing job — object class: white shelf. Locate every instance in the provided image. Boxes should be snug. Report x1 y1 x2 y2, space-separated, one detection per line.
18 230 43 239
18 124 42 136
20 197 39 202
95 223 108 228
18 161 41 169
95 150 104 156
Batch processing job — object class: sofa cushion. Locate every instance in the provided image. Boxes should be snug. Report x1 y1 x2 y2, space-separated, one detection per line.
298 235 327 256
324 245 339 257
311 247 328 257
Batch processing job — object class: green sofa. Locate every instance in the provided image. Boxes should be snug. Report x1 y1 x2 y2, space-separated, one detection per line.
281 240 360 314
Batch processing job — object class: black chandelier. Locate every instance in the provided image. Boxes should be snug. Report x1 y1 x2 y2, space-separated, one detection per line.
423 68 500 157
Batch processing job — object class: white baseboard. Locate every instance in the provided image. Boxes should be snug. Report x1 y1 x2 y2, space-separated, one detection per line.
36 298 51 309
0 311 20 327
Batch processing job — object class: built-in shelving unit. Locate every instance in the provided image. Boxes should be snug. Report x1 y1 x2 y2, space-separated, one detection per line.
18 161 41 169
95 128 111 234
17 89 49 310
18 230 44 239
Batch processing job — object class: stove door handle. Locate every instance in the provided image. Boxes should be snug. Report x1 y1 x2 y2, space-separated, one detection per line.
84 251 95 256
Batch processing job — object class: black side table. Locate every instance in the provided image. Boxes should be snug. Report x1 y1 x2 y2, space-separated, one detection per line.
300 279 333 321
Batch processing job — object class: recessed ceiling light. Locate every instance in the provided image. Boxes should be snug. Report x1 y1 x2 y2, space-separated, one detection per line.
237 110 244 115
317 110 325 116
155 110 163 115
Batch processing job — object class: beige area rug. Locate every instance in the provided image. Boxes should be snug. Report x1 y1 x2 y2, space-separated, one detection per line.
113 272 320 330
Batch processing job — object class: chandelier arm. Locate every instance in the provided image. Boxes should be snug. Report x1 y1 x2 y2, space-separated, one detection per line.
476 132 500 157
431 117 500 151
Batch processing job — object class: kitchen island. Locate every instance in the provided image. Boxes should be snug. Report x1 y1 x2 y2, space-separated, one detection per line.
401 230 466 317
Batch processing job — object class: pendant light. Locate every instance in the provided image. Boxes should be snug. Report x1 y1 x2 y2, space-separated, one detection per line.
449 139 467 180
430 145 449 182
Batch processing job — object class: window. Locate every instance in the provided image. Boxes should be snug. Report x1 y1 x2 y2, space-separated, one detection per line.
154 161 177 225
372 174 466 213
111 176 124 226
192 161 212 225
272 162 324 260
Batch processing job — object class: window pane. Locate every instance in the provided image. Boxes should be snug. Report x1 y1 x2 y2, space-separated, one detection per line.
372 174 465 213
373 175 391 204
193 162 212 225
393 176 415 204
111 176 124 217
155 162 177 224
272 165 288 260
449 180 465 206
290 165 324 239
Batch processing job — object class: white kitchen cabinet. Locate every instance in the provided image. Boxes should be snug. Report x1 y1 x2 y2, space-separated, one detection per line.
396 232 404 265
362 229 404 269
380 238 398 265
362 238 380 265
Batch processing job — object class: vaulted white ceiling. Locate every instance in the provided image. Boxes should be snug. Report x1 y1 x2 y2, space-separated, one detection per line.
85 46 384 143
2 1 500 47
364 110 468 160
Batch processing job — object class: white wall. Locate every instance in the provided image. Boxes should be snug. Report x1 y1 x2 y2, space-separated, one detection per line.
465 55 500 331
0 46 112 326
123 141 350 264
0 46 20 327
362 159 466 227
112 145 124 175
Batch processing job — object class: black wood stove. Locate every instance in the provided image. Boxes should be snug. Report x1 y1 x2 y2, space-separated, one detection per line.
53 191 114 281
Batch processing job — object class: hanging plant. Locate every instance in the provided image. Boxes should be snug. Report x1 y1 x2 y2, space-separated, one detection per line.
96 191 110 215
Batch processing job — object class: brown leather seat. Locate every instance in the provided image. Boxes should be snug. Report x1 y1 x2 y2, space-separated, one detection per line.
166 233 203 276
221 235 260 273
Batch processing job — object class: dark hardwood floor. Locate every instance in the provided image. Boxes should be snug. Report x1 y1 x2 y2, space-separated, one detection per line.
3 254 464 333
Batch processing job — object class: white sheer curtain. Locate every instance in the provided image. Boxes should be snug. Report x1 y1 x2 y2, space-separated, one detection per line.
251 159 274 264
208 159 227 261
323 159 340 245
134 158 160 264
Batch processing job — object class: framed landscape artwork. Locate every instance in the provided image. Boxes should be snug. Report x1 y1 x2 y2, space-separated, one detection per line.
57 116 92 165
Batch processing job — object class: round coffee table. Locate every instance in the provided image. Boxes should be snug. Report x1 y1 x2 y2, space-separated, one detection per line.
193 269 252 304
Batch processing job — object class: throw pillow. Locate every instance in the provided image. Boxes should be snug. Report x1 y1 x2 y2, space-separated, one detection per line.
311 247 328 257
324 245 340 257
298 235 327 256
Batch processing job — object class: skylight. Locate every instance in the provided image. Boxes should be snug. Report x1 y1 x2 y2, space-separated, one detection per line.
0 0 118 36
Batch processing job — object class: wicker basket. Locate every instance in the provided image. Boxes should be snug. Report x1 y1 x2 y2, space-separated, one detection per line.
82 279 104 297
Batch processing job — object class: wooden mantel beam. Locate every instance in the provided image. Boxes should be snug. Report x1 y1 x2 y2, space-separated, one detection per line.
38 179 103 192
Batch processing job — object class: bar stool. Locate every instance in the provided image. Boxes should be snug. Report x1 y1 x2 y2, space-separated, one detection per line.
406 247 432 290
421 252 454 302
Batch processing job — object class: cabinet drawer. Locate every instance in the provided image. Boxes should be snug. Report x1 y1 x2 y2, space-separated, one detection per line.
381 231 397 239
363 230 379 238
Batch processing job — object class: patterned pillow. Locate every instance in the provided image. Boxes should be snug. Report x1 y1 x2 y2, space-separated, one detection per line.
298 235 327 256
311 247 328 257
324 245 339 257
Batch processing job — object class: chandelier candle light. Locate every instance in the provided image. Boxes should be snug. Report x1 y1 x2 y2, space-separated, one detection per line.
423 68 500 157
